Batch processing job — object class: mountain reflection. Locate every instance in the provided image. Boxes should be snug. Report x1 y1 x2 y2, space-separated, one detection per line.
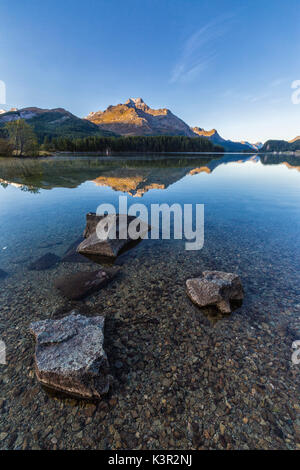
0 153 299 195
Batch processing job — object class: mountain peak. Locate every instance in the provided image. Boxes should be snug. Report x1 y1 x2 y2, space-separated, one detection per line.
85 98 195 137
125 97 145 105
124 97 151 113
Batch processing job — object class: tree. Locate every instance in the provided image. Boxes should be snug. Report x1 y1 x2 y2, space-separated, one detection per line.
5 119 38 156
0 138 13 157
49 134 224 154
41 135 51 151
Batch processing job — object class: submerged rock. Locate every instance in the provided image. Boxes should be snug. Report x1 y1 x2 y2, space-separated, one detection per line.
186 271 244 313
0 269 8 279
61 237 90 263
54 266 120 300
77 213 150 260
28 252 60 271
29 312 110 399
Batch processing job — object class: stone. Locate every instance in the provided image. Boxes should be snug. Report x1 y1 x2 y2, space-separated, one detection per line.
54 266 120 300
186 271 244 313
61 237 90 263
77 213 150 260
28 253 60 271
114 360 123 369
0 269 8 279
29 312 110 399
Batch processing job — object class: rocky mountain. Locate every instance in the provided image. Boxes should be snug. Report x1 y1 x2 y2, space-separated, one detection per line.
85 98 263 150
192 127 260 152
0 107 116 141
85 98 196 137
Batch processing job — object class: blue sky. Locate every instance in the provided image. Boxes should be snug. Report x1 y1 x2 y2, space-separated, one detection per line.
0 0 299 142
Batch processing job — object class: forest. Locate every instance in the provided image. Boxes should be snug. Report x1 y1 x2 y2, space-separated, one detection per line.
0 120 224 156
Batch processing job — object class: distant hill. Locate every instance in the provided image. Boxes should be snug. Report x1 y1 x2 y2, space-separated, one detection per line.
192 127 260 152
262 138 300 152
85 97 196 137
0 107 117 142
1 99 293 152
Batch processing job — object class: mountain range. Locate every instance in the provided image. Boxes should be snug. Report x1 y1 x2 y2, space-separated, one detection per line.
192 127 263 152
0 107 116 141
0 98 298 152
86 98 262 151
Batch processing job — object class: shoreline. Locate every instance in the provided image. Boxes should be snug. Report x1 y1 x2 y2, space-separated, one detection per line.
1 150 300 160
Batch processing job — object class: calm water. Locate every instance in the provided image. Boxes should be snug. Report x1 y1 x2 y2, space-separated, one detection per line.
0 154 299 300
0 153 299 449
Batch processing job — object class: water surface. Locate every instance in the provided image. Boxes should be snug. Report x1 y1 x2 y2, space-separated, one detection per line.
0 153 299 450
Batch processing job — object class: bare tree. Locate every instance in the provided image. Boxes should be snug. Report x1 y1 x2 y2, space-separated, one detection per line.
5 119 38 156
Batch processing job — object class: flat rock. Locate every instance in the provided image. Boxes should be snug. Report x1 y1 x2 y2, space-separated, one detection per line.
54 266 120 300
77 212 150 259
29 312 110 399
186 270 244 313
28 252 60 271
0 269 8 279
61 237 90 263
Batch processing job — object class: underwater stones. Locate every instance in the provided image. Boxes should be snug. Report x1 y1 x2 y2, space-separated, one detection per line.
77 213 150 260
0 269 8 279
28 253 60 271
54 266 120 300
186 271 244 314
29 312 110 399
61 237 90 263
288 317 300 340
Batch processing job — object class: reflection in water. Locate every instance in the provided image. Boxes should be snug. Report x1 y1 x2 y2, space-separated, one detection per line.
0 153 300 195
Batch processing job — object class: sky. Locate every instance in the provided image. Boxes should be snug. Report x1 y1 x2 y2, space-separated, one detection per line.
0 0 299 143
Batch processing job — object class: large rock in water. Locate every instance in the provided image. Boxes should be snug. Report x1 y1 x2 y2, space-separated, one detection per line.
186 271 244 313
29 312 110 399
54 267 120 300
77 213 150 259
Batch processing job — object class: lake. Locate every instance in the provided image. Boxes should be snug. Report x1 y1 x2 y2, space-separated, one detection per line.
0 153 299 450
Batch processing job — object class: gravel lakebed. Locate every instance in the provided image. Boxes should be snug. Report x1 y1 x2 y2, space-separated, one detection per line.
0 220 299 451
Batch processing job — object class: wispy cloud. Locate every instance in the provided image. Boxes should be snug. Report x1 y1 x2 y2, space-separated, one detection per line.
222 89 271 103
170 15 233 84
222 77 289 105
269 77 288 88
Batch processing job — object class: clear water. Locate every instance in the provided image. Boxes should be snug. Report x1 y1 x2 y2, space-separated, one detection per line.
0 153 299 449
1 154 299 297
